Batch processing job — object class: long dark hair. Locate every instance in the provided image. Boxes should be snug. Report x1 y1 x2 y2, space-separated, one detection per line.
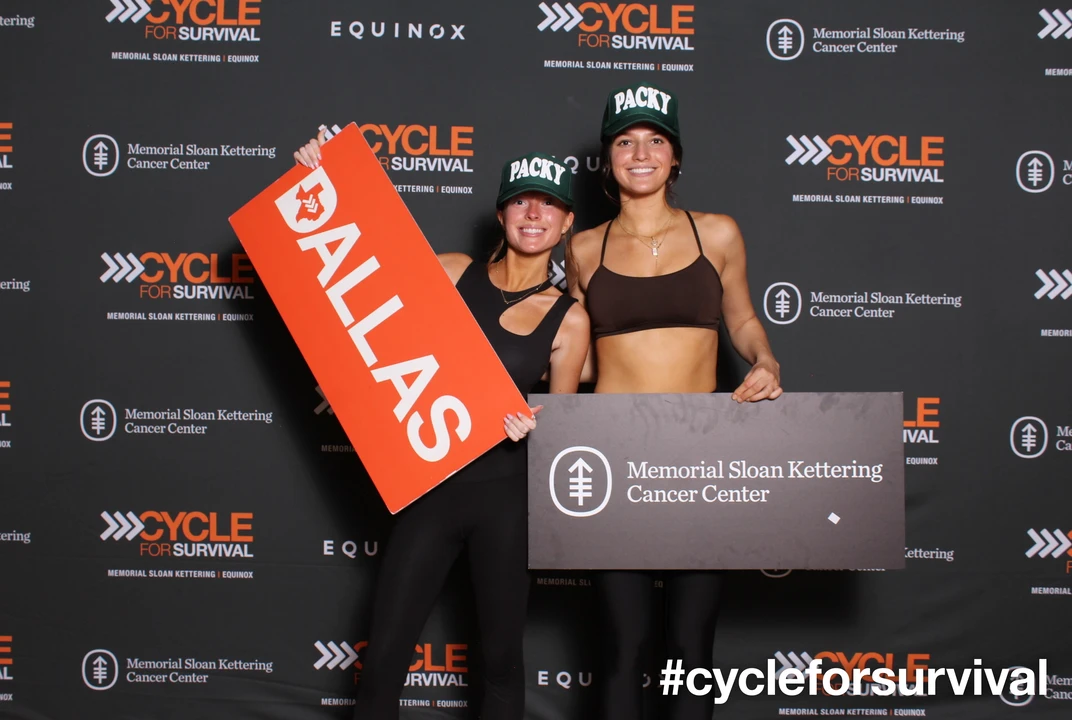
600 130 684 204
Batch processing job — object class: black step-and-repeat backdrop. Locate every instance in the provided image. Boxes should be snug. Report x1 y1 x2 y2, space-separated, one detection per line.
2 1 1071 718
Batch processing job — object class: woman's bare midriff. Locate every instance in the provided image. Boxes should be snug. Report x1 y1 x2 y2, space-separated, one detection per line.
593 326 719 393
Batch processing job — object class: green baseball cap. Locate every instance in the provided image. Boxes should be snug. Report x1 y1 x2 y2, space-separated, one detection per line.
495 152 573 208
600 82 680 140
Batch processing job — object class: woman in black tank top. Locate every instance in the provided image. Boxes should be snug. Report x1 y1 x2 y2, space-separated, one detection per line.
565 84 783 719
296 136 590 719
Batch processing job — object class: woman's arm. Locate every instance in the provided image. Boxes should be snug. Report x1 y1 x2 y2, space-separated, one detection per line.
548 303 591 394
565 229 600 384
700 214 783 402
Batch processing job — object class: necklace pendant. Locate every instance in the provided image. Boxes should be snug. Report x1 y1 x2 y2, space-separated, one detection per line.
652 247 659 257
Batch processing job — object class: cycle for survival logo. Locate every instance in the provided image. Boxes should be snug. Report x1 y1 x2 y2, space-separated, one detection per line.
317 122 475 198
96 247 257 325
785 133 947 207
105 0 262 65
539 3 698 74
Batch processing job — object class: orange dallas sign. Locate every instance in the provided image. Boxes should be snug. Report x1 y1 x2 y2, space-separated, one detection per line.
229 124 525 513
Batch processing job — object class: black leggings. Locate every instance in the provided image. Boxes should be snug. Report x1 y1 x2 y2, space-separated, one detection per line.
352 477 529 720
600 570 725 720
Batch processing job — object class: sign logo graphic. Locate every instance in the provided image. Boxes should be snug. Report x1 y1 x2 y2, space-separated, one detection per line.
538 2 583 32
763 282 802 325
767 19 804 60
1026 528 1072 558
1039 10 1072 39
549 446 612 517
83 135 120 177
1035 269 1072 299
82 650 119 691
1011 416 1048 458
81 400 117 441
1017 151 1055 193
274 166 338 233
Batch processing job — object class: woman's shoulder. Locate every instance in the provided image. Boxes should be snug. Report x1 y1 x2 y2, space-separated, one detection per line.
437 252 475 284
568 220 610 270
571 221 611 251
683 210 744 252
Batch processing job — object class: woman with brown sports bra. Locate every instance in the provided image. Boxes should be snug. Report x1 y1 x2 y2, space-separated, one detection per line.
566 82 783 719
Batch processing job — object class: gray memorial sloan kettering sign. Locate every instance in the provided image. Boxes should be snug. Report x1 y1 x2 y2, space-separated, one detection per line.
527 393 905 570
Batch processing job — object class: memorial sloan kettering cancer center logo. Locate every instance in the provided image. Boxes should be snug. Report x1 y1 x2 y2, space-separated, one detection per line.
82 133 276 177
1010 416 1072 458
80 398 273 440
763 282 963 324
1016 150 1072 193
82 648 272 691
549 446 613 517
765 17 965 60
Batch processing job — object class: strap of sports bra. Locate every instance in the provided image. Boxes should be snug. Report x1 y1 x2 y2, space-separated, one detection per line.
600 221 611 264
684 210 704 256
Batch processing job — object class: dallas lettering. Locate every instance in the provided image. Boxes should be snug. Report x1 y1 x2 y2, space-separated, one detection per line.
294 179 472 462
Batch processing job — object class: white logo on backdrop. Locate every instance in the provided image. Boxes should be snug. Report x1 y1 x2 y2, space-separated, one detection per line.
1025 528 1072 558
763 282 802 325
1035 269 1072 299
774 651 815 678
100 511 145 541
100 253 145 283
313 641 360 670
1000 666 1035 707
538 3 583 32
1038 9 1072 39
1010 416 1048 459
83 135 120 177
549 446 612 517
106 0 150 24
767 19 804 60
785 135 832 165
80 400 117 442
1016 151 1055 193
82 649 119 690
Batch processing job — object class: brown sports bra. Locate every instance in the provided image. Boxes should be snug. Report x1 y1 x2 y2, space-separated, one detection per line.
586 210 723 340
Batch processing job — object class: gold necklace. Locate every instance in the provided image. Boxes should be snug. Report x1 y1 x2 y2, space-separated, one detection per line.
493 261 549 306
617 209 675 261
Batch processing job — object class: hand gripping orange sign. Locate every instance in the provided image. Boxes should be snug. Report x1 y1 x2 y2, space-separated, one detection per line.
229 124 526 513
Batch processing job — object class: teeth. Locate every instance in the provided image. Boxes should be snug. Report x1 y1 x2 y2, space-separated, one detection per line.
629 168 655 175
520 228 545 235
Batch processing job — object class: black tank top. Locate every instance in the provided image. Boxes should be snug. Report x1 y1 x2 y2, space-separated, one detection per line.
449 261 576 484
586 210 722 339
